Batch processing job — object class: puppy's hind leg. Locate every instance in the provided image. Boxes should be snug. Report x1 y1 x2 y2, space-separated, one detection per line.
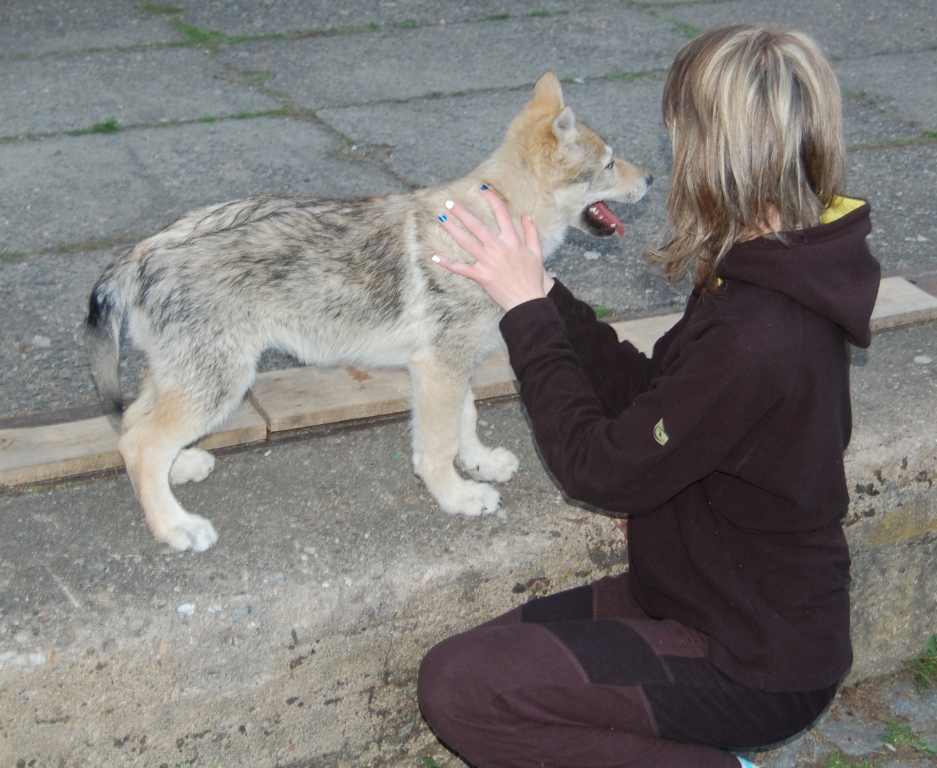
169 447 216 485
122 375 216 486
119 386 220 552
456 390 519 483
409 355 500 516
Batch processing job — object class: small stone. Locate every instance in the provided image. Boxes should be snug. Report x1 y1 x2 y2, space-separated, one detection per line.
177 603 196 617
30 335 51 348
583 250 601 260
230 606 251 621
913 355 932 365
128 619 145 634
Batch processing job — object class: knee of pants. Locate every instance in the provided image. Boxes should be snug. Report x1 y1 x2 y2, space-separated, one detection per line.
417 633 475 738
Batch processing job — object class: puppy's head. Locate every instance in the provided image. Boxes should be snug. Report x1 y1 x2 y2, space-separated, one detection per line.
507 72 652 237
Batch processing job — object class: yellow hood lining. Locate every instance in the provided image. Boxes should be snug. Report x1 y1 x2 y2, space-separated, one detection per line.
820 195 864 225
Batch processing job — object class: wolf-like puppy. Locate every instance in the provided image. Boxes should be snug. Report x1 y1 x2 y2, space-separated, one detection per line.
86 72 651 552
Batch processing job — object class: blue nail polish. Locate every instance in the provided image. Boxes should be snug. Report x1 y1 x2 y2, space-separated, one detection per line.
480 184 489 191
438 214 448 223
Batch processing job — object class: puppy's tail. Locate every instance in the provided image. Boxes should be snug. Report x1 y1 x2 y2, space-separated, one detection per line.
85 257 135 414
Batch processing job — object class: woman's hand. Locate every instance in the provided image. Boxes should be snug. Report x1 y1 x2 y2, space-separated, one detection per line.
432 186 555 312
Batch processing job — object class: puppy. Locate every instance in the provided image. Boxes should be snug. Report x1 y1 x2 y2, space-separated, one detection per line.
86 72 651 551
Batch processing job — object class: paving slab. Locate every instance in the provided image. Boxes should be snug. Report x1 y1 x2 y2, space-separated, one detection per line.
838 51 937 132
842 95 927 147
174 0 636 40
843 320 937 685
216 9 686 111
317 76 672 188
0 47 280 138
0 118 407 255
848 144 937 272
0 0 178 58
660 0 937 59
0 247 128 417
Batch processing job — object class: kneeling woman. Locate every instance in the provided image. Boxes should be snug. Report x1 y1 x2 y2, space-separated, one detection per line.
420 24 880 768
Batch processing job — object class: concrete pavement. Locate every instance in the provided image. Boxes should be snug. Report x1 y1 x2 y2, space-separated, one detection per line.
1 2 935 766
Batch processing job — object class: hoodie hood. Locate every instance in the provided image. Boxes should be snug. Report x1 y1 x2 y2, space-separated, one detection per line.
717 198 880 347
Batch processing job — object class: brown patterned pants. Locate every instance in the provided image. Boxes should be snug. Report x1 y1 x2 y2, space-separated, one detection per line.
418 572 836 768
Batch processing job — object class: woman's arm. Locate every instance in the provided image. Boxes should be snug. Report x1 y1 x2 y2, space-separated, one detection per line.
502 301 785 515
433 188 662 415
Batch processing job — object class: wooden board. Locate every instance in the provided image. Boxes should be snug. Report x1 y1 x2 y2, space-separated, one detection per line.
1 276 934 487
612 313 682 355
250 346 519 435
0 415 123 486
250 365 411 433
470 345 520 400
870 276 937 330
0 400 267 487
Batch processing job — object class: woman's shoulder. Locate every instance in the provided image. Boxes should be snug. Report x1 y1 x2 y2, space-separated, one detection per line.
678 282 815 372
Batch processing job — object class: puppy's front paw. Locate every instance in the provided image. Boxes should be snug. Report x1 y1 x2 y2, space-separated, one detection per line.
159 512 219 553
437 480 501 517
169 448 216 485
460 447 519 483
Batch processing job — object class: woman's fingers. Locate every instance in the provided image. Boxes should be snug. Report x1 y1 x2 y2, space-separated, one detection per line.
438 210 489 263
479 186 522 246
431 252 478 281
432 190 548 312
520 214 542 259
440 199 502 251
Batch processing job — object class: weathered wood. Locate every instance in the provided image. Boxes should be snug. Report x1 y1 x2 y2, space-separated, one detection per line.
612 313 682 355
0 401 267 487
249 365 412 433
1 277 933 487
870 276 937 331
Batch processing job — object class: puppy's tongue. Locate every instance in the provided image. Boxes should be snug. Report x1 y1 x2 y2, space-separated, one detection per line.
587 202 625 237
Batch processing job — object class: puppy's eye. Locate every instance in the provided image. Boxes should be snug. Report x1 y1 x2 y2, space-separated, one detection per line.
605 158 615 170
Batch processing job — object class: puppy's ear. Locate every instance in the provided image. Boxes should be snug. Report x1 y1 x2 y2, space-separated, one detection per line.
552 106 579 149
531 72 564 111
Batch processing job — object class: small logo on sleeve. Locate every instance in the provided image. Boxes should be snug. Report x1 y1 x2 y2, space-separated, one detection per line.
653 418 669 446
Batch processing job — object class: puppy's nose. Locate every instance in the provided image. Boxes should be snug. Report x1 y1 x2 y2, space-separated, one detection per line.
645 174 654 187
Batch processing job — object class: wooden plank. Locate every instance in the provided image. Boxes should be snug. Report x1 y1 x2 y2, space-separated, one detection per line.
250 365 412 433
0 400 267 487
870 276 937 331
193 401 269 451
471 346 519 400
612 313 682 355
251 352 520 434
3 276 935 488
0 415 123 486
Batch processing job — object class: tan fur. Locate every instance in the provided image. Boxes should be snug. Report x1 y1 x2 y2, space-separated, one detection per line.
86 73 651 552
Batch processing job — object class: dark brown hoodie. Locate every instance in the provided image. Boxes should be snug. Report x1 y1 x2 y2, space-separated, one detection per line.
499 199 880 692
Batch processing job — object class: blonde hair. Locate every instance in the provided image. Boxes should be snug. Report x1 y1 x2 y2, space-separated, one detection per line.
646 24 847 293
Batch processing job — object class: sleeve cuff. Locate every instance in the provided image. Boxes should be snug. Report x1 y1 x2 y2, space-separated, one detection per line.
499 297 568 378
